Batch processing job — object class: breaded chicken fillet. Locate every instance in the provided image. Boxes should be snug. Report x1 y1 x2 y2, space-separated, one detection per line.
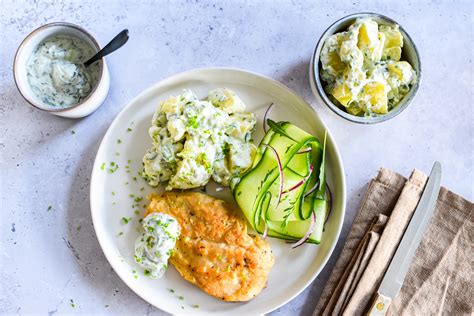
144 191 274 301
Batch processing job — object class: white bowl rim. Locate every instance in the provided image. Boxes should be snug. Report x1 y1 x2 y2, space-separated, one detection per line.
311 12 422 124
89 67 347 314
13 21 105 113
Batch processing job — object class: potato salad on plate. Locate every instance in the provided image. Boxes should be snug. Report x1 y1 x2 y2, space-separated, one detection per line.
142 88 257 190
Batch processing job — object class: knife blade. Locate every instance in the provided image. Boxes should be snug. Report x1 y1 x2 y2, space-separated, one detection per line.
367 161 442 315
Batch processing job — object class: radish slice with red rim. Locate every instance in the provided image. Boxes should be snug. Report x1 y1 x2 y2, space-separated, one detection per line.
262 224 268 239
291 211 316 248
283 164 313 194
262 103 274 133
304 180 320 198
297 147 312 154
262 144 284 203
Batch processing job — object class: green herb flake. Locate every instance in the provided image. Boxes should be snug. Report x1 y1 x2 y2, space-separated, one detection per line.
117 139 122 144
111 191 116 196
100 162 105 170
70 299 76 308
179 296 184 300
127 128 132 132
47 205 52 212
121 217 132 224
117 231 124 236
168 288 175 293
76 225 81 231
193 304 200 309
71 130 76 135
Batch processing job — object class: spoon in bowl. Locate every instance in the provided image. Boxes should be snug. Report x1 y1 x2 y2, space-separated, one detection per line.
84 29 129 67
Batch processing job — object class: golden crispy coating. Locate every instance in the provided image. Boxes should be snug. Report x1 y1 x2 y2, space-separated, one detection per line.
145 192 274 301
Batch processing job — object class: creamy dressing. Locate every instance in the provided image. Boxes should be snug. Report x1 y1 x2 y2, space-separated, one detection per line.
142 88 257 190
134 213 180 279
26 35 100 108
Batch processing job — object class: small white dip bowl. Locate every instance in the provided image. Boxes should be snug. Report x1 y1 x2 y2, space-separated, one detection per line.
13 22 110 119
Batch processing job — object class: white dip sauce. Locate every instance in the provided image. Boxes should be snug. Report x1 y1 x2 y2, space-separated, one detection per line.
134 213 180 278
26 35 100 108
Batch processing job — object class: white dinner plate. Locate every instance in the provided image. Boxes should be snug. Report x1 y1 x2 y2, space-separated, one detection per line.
90 68 346 315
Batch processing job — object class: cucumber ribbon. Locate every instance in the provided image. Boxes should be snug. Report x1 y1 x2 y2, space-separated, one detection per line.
232 120 329 245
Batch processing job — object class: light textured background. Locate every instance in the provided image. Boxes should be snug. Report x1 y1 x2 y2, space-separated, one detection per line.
1 0 472 315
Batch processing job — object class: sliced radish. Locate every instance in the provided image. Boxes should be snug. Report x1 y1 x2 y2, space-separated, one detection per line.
304 180 320 198
283 164 313 194
263 103 274 133
262 224 268 239
297 147 312 154
291 211 316 248
262 144 284 204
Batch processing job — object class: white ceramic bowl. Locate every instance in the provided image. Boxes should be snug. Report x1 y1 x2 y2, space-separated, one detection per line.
13 22 110 118
310 13 422 124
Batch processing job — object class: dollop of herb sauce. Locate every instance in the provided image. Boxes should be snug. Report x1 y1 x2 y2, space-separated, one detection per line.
26 35 100 108
134 213 180 278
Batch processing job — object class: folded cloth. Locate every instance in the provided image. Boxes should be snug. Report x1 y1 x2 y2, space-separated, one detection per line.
313 168 473 315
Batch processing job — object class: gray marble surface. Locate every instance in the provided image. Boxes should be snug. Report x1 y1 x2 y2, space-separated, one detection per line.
1 0 472 315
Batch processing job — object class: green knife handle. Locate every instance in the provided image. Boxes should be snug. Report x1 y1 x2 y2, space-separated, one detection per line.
367 293 392 316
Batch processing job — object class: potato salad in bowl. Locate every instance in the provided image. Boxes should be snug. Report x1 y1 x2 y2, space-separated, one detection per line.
319 18 417 116
142 88 257 190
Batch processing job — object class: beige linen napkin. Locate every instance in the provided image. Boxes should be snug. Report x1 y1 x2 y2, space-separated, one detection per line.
314 168 473 315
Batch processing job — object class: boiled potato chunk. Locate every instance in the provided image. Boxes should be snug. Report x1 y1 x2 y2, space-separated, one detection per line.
380 24 404 60
384 46 402 61
362 82 388 114
346 104 364 116
331 83 353 107
326 51 346 76
358 19 380 49
380 24 403 47
207 88 246 113
387 61 415 84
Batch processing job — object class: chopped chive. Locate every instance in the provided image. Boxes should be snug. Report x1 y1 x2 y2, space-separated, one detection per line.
117 139 122 144
121 217 132 224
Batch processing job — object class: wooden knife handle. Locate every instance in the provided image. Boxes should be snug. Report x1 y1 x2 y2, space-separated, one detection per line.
366 293 392 316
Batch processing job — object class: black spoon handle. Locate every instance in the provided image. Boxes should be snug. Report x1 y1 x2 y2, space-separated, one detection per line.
84 29 129 67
